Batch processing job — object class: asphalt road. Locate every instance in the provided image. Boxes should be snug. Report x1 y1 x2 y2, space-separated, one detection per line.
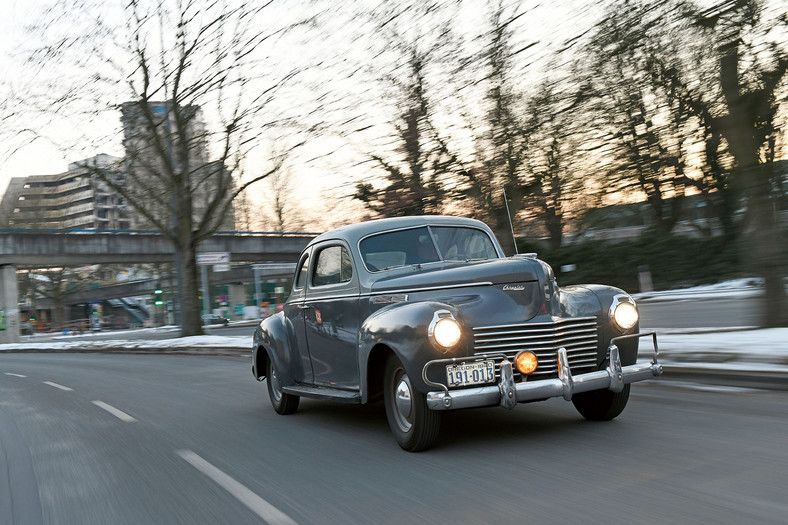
2 353 787 524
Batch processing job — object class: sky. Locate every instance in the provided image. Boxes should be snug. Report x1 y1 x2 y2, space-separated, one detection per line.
2 0 785 230
0 0 599 219
0 1 68 188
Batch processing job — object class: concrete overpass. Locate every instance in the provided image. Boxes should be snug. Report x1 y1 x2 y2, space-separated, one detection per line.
0 231 314 266
61 263 297 304
0 230 315 342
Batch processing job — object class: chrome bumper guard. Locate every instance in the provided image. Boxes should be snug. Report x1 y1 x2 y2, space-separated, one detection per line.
424 332 663 411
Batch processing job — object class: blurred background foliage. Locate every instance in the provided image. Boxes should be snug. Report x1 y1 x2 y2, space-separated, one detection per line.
3 0 786 324
518 233 749 291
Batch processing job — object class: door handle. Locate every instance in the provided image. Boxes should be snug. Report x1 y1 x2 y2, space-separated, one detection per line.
300 304 314 310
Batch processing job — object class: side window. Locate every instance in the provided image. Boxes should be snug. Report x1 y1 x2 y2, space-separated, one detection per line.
294 255 309 289
312 245 353 287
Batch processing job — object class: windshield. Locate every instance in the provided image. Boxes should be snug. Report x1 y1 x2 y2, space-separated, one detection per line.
359 225 499 272
431 226 499 261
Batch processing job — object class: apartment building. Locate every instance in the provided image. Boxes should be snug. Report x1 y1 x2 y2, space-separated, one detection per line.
1 101 235 231
0 154 131 230
120 101 234 231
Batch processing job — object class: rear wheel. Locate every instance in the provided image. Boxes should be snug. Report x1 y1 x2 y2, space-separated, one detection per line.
383 355 441 452
572 384 630 421
266 359 299 415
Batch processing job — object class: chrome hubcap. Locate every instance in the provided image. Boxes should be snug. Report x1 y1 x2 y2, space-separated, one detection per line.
269 366 282 403
392 371 413 432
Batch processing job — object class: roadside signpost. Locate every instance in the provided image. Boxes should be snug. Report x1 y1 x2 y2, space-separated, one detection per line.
197 252 230 317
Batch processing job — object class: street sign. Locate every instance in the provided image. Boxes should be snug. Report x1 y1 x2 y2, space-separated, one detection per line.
213 263 230 272
197 252 230 265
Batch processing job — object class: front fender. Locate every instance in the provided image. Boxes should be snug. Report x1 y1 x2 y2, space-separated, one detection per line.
252 311 299 386
358 300 473 396
560 284 639 366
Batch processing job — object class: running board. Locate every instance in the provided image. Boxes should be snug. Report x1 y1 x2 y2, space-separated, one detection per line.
282 384 361 404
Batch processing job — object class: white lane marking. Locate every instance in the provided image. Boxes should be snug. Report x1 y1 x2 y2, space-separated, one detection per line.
92 401 137 422
4 373 27 378
43 381 73 391
177 449 297 525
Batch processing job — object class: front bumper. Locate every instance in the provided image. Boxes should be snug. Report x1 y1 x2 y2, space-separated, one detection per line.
423 332 662 411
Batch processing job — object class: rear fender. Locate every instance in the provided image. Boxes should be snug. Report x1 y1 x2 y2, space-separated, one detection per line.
252 311 299 386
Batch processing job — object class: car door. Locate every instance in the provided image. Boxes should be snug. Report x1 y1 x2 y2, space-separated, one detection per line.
282 250 314 384
303 242 360 390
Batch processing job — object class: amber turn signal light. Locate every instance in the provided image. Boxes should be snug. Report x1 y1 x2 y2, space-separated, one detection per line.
515 351 538 375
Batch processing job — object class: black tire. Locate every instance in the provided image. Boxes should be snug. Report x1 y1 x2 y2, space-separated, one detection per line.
572 384 630 421
266 358 299 415
383 355 441 452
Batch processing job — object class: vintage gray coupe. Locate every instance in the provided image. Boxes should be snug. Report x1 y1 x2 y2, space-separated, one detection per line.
252 215 662 451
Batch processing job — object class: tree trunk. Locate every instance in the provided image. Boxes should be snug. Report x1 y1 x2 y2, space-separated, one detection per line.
177 240 204 336
718 41 788 327
750 164 788 327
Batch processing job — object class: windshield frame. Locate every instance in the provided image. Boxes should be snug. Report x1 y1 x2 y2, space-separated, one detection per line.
357 224 501 273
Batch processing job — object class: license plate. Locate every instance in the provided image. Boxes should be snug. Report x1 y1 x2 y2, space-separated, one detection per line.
446 360 495 387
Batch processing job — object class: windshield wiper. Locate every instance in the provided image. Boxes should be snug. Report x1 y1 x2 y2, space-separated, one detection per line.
381 263 424 271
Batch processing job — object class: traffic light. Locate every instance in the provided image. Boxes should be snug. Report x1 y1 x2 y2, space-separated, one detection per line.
154 283 164 306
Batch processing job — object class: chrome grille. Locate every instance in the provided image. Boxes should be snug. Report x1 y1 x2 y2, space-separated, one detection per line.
472 317 599 379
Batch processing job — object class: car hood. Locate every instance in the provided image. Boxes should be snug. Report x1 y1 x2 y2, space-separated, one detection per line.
369 257 543 292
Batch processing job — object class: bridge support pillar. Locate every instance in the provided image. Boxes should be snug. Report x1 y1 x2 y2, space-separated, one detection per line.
0 265 20 343
229 284 246 319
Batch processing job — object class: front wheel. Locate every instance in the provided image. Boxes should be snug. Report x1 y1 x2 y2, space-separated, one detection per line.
383 355 441 452
572 384 630 421
266 358 299 415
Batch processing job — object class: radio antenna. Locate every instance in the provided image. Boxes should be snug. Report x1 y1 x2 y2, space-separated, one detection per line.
502 185 518 255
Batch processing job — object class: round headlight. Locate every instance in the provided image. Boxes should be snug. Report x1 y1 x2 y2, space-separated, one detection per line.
432 318 462 348
613 301 638 331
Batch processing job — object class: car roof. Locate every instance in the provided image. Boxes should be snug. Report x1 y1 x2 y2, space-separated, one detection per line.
307 215 496 250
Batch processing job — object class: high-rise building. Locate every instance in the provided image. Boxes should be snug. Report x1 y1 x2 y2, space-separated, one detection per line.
0 154 131 230
120 101 234 231
0 101 235 231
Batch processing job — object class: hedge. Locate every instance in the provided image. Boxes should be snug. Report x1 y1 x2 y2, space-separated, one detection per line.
516 233 751 292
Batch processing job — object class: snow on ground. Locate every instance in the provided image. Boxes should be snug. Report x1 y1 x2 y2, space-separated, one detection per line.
646 328 788 372
3 280 787 373
632 277 764 302
0 335 251 352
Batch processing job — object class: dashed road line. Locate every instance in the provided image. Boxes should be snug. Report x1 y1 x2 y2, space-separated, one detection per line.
92 401 137 422
4 373 27 378
43 381 73 391
177 449 297 525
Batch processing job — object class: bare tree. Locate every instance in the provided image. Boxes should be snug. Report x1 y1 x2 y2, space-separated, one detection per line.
585 0 786 326
520 80 584 250
582 2 700 235
352 3 460 219
259 167 305 233
688 0 788 326
354 46 454 217
12 0 317 335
